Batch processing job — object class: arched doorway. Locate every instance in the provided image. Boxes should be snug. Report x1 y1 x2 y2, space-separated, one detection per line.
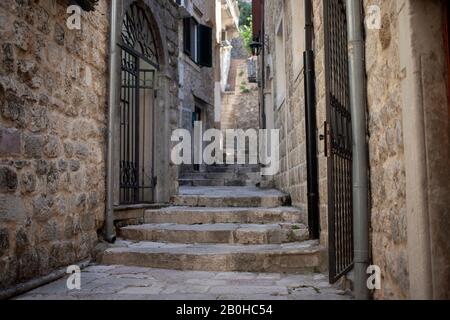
119 2 160 204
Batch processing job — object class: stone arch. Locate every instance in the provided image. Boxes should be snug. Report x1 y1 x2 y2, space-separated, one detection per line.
121 0 167 70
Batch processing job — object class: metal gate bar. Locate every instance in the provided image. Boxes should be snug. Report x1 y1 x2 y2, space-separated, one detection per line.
119 46 156 205
324 0 354 283
120 47 139 204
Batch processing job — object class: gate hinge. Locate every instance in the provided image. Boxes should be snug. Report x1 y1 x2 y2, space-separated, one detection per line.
319 121 331 158
154 90 158 99
153 176 158 187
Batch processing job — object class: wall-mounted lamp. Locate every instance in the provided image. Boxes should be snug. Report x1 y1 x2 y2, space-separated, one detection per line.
71 0 99 11
250 41 263 56
249 35 270 56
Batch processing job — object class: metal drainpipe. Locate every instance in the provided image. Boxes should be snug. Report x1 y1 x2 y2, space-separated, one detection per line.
304 0 320 239
105 0 118 243
346 0 369 300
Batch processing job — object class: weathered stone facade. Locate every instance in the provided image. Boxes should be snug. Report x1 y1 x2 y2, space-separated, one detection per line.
259 0 450 299
0 0 182 291
262 0 315 219
364 0 408 299
0 0 109 289
178 2 215 130
178 0 216 174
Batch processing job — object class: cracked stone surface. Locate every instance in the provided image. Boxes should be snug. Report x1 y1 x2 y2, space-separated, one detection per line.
15 265 352 300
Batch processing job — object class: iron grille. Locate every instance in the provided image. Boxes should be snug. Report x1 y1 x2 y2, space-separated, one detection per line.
324 0 354 283
119 3 158 205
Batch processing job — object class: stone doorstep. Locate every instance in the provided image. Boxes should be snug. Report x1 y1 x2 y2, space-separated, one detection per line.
178 179 257 187
119 223 309 245
171 194 290 208
180 171 262 180
205 165 261 174
101 240 323 273
144 207 307 225
178 179 227 187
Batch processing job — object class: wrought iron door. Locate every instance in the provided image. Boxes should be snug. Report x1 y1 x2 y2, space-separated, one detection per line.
324 0 354 283
119 2 159 204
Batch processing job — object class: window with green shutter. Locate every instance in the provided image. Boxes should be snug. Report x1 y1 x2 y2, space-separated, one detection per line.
197 24 212 68
183 17 212 68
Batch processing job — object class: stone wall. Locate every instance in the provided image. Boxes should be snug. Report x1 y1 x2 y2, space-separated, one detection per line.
364 0 408 299
0 0 109 289
262 0 450 300
263 0 315 216
365 0 450 300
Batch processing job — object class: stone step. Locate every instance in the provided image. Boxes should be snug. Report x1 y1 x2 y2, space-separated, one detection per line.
205 165 261 173
178 179 228 187
180 171 261 179
119 223 309 245
172 187 291 208
178 178 256 187
101 240 323 273
180 172 237 179
144 206 307 225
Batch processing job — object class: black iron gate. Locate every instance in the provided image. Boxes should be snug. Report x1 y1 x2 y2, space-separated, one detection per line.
323 0 354 283
119 2 159 205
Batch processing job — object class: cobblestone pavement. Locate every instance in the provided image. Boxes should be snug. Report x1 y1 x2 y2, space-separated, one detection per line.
16 265 352 300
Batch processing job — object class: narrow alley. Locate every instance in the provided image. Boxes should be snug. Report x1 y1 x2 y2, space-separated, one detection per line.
1 0 449 304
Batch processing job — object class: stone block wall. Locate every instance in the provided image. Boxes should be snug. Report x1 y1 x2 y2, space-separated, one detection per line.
364 0 408 299
264 0 324 219
263 0 450 300
364 0 450 300
0 0 109 289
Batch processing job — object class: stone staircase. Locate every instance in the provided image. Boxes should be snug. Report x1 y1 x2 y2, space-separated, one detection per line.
101 186 325 274
179 164 262 187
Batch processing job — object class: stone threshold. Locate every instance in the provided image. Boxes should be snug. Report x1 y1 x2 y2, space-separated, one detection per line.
113 203 170 224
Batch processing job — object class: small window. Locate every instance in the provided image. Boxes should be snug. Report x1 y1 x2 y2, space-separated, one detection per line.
183 17 212 67
221 30 227 42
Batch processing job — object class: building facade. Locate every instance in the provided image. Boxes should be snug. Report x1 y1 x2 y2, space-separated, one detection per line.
0 0 184 291
254 0 450 299
177 0 216 172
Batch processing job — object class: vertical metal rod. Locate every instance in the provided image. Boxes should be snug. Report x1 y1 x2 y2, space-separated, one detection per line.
304 0 320 239
346 0 370 300
105 0 119 243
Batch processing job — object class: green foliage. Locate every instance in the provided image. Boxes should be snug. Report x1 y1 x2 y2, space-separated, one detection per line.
238 1 253 54
240 85 251 94
240 17 253 55
238 0 252 27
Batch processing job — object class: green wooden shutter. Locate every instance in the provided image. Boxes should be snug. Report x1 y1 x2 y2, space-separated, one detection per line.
197 24 213 68
183 18 192 56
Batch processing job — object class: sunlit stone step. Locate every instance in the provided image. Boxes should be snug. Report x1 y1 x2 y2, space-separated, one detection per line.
119 223 309 244
101 240 324 273
144 206 306 225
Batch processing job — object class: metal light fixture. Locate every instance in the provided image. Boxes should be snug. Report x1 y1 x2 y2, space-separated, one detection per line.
250 40 263 56
249 35 270 56
71 0 99 11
